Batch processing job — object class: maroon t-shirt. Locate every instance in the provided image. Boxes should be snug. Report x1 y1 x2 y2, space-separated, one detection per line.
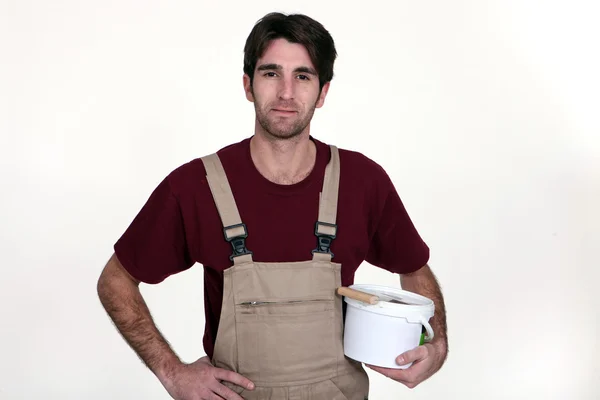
114 136 429 359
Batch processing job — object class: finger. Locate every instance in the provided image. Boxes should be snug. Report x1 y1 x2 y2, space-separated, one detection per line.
213 368 255 391
197 388 225 400
365 364 404 380
211 382 245 400
396 345 429 366
365 364 412 385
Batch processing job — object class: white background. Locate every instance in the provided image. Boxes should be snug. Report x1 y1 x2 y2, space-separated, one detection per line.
1 0 599 399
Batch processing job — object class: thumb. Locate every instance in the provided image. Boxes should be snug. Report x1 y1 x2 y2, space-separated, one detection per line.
396 345 428 366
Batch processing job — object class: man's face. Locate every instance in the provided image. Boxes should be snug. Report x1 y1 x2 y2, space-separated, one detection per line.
244 38 330 140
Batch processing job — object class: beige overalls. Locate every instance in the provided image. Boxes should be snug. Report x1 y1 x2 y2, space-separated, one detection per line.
201 145 370 400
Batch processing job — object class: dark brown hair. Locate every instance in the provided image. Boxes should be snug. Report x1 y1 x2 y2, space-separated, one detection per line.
243 12 337 89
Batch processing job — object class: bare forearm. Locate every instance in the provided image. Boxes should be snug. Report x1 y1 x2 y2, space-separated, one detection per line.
400 265 448 361
97 260 181 382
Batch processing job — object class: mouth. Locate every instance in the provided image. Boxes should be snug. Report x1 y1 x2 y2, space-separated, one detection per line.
272 109 297 114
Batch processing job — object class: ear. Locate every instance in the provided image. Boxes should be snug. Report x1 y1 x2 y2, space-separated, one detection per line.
243 74 254 102
315 81 331 109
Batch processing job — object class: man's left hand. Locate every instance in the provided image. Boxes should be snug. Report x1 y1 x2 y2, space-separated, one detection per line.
366 342 446 389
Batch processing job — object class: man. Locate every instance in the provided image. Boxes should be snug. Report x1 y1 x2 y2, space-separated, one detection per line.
97 12 448 400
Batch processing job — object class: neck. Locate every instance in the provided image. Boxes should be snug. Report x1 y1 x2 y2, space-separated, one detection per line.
250 131 316 185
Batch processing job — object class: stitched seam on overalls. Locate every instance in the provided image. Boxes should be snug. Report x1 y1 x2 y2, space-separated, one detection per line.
231 269 240 373
333 266 340 379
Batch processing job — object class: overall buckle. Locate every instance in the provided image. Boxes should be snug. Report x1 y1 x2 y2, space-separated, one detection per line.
312 221 337 258
223 223 253 261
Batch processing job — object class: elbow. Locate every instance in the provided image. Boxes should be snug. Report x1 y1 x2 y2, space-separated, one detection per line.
97 263 114 307
97 253 140 303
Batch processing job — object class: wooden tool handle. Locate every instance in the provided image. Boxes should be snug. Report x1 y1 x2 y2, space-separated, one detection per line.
337 287 379 305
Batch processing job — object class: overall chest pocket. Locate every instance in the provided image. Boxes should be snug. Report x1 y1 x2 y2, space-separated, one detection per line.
234 297 338 385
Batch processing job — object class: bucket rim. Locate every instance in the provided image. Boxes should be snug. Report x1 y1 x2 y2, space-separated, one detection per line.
344 284 434 319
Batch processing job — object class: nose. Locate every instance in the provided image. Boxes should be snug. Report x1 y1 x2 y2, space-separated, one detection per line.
277 76 294 100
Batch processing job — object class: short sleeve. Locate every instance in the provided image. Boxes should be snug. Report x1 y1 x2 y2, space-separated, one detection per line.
366 185 430 274
114 176 193 284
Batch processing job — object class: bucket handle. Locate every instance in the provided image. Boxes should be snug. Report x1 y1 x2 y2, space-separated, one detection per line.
421 317 435 342
337 287 379 305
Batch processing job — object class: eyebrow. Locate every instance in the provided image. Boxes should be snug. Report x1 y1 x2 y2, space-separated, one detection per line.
256 63 318 76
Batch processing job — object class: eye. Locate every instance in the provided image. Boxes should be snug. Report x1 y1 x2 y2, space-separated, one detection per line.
297 75 310 80
264 72 277 77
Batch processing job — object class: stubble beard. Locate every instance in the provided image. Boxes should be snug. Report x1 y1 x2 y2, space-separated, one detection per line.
253 93 318 140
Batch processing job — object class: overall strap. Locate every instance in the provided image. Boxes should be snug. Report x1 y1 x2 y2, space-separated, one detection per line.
201 153 253 265
312 145 341 262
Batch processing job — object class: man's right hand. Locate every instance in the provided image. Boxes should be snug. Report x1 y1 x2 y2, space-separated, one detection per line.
161 356 255 400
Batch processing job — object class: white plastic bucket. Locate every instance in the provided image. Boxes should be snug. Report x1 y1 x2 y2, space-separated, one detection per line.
342 284 435 369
